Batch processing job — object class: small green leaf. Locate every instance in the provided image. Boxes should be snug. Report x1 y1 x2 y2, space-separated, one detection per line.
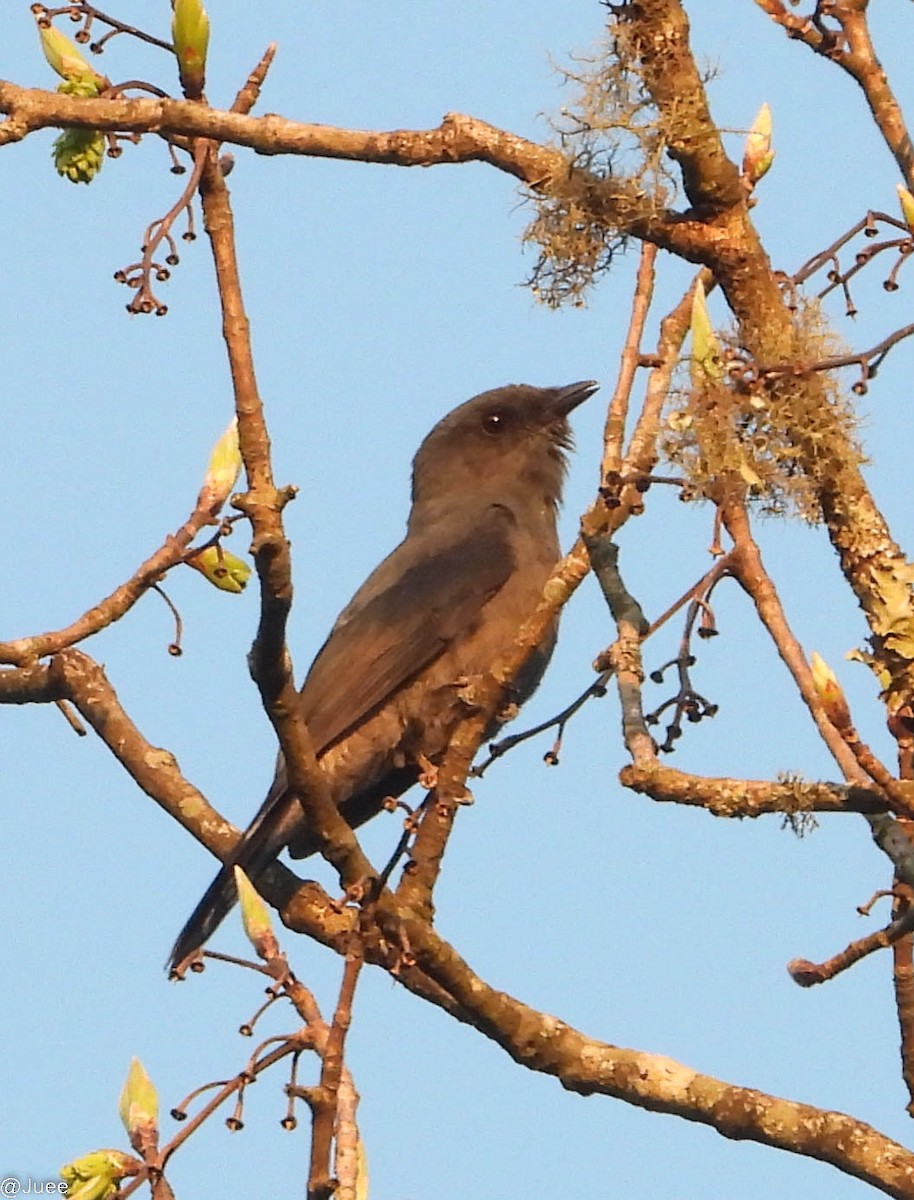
186 546 252 593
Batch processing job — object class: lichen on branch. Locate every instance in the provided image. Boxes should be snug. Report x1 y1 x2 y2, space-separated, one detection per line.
662 295 864 520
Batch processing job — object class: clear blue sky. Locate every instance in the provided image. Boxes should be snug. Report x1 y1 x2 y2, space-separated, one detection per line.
4 3 914 1197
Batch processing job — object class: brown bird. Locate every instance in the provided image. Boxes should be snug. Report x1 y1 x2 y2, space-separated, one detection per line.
169 379 598 971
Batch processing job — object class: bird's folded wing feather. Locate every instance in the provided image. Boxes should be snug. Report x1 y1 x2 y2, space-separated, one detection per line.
299 505 519 753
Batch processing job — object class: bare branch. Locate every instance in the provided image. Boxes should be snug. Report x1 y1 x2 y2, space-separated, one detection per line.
620 761 890 817
391 912 914 1200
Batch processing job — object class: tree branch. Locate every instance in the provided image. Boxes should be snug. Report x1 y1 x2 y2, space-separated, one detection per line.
0 81 714 259
394 914 914 1200
620 761 891 816
619 1 914 716
755 0 914 185
198 139 376 893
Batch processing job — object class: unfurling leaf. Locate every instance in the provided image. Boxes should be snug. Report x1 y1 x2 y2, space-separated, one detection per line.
39 25 106 184
186 546 251 593
53 127 105 184
60 1150 134 1200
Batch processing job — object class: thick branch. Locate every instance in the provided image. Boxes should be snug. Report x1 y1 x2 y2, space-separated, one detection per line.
622 0 744 213
0 82 711 260
396 916 914 1199
622 1 914 706
601 242 657 478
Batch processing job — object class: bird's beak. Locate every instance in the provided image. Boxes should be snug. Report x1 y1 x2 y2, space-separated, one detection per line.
551 379 600 416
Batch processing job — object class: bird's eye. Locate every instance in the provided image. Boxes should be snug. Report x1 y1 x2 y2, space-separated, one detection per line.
481 410 510 435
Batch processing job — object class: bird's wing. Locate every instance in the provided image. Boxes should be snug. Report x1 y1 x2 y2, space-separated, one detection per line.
300 504 518 753
167 507 519 972
166 506 515 974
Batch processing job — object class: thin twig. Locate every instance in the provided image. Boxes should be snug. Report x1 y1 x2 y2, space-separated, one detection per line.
721 498 865 783
601 241 657 479
788 904 914 986
309 949 363 1200
198 141 376 892
53 698 86 735
34 4 174 54
474 671 611 776
230 44 277 115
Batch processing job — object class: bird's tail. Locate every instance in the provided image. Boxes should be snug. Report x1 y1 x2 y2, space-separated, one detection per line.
167 785 299 975
167 865 240 975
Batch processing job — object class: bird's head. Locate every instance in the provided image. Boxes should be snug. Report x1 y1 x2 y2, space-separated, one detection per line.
410 380 599 518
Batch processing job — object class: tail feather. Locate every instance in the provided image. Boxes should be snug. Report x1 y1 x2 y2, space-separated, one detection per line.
168 865 239 973
167 785 300 974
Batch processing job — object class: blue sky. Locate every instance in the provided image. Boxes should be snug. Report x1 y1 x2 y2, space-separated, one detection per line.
4 3 914 1197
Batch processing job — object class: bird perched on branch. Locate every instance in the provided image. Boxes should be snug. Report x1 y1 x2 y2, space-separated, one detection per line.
169 379 598 972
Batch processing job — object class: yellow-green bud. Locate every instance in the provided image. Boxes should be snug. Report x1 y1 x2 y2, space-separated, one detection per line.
234 866 279 959
39 23 102 86
198 417 241 515
689 279 723 384
172 0 210 99
742 103 774 186
118 1058 159 1154
810 651 851 728
897 184 914 234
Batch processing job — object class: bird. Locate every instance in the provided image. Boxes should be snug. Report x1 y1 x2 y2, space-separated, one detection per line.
169 379 598 972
